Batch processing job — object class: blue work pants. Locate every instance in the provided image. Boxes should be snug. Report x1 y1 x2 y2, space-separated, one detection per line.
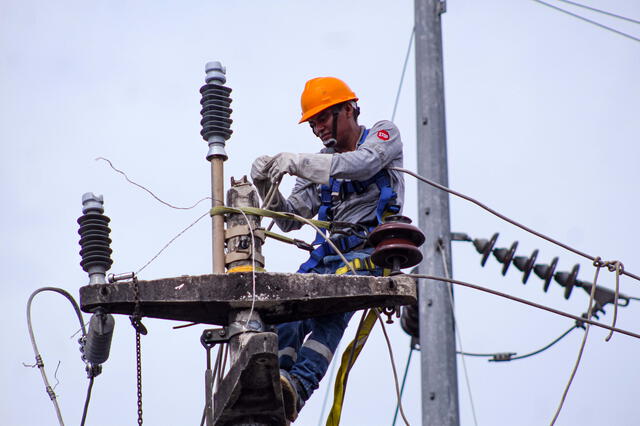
276 248 383 401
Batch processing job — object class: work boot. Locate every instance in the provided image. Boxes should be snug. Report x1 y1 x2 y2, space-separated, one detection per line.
280 369 305 422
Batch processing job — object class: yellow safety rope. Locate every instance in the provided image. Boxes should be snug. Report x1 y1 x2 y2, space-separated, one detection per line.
210 206 330 230
325 309 379 426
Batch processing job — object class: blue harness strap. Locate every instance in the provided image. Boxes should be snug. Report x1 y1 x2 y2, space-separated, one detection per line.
298 128 400 273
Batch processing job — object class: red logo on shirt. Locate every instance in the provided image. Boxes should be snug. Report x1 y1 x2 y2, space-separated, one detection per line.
377 130 390 141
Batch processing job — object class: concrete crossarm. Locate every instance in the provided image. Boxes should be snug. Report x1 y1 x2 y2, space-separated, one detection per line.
79 271 416 325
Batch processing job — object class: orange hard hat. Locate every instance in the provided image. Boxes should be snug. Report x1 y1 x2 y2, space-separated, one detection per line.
299 77 358 124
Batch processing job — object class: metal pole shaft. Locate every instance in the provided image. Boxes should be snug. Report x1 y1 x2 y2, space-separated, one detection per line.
414 1 460 425
211 158 225 273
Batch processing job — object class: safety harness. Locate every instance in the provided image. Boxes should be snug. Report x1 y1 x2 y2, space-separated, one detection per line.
297 128 400 273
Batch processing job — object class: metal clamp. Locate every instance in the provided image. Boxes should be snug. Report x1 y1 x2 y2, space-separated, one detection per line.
200 320 264 348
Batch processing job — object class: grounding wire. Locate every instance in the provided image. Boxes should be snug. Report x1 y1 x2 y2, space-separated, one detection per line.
549 258 600 425
377 313 411 426
391 26 415 122
404 274 640 340
27 287 89 426
438 241 479 426
532 0 640 43
390 167 640 283
391 345 414 426
553 0 640 24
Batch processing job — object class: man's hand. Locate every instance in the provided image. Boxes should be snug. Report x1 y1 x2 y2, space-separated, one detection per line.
268 153 299 182
251 155 273 182
267 152 332 184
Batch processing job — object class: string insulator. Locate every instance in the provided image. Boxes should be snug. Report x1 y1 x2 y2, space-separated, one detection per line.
493 241 518 275
512 249 539 284
555 263 580 299
534 257 559 292
473 233 499 266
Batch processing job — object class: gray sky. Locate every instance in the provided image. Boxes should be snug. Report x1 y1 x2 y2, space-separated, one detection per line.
2 1 639 425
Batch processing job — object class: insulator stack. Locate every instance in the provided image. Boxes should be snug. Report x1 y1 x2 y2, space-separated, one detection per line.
534 257 558 292
200 61 233 160
512 249 538 283
493 241 518 275
77 193 113 285
471 233 586 300
368 215 425 274
82 309 115 365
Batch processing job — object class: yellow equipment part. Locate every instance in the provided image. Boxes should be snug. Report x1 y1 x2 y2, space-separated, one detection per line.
325 309 379 426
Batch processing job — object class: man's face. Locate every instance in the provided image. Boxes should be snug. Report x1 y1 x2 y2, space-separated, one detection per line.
308 107 340 143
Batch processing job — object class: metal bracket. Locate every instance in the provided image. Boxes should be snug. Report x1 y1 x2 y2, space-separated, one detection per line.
438 0 447 15
200 320 265 348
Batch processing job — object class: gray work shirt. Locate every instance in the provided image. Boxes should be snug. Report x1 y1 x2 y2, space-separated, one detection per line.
276 120 404 232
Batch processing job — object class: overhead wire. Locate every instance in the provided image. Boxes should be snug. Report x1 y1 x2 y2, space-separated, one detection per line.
508 325 579 362
531 0 640 43
390 166 640 283
553 0 640 24
458 325 579 362
405 274 640 340
391 26 415 122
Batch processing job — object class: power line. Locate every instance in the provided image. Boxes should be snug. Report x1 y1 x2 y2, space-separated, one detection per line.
391 27 415 122
391 167 640 284
532 0 640 43
405 274 640 340
553 0 640 25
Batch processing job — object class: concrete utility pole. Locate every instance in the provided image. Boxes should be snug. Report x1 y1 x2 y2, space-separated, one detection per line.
414 0 460 425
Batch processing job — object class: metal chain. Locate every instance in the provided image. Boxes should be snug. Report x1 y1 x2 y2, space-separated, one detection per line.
135 332 143 425
129 276 146 425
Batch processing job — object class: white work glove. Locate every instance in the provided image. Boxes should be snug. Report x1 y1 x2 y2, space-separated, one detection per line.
251 155 273 182
267 152 333 184
250 155 286 209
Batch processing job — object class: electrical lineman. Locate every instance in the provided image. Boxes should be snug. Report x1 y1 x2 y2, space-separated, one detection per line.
250 76 406 422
